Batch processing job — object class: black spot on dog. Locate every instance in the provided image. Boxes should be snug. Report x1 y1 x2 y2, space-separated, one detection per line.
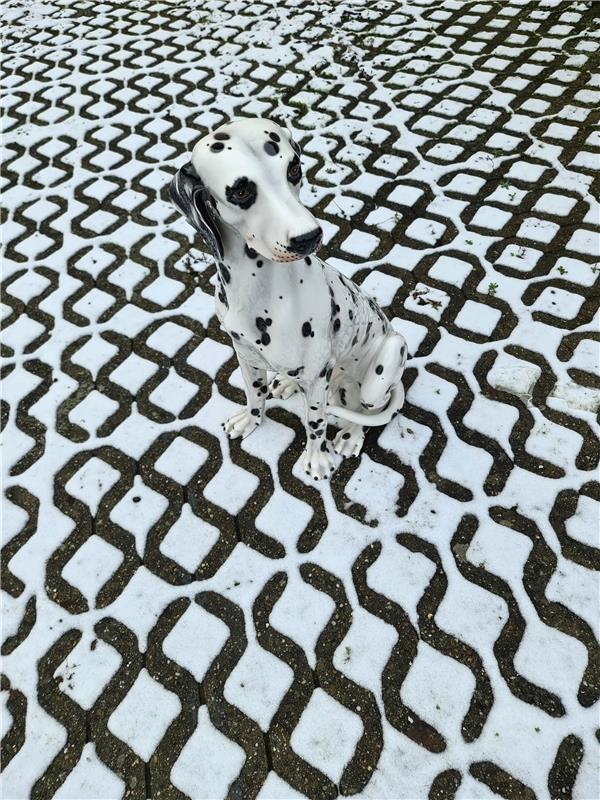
257 260 263 268
269 132 280 142
245 244 257 259
231 331 240 340
256 317 272 346
211 142 225 152
333 318 341 333
214 132 230 140
376 364 383 375
251 408 260 416
256 317 272 332
302 321 312 337
342 432 351 440
264 141 279 156
226 177 257 209
320 441 328 452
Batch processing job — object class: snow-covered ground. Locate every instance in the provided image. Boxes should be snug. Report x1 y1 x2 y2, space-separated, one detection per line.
2 0 599 798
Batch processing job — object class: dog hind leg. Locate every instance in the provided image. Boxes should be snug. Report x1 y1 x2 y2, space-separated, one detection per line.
269 374 298 400
333 423 364 458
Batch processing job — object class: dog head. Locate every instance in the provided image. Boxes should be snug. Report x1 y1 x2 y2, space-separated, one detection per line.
169 117 322 263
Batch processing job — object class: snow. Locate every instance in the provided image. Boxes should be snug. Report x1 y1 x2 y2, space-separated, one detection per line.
290 688 363 783
360 270 403 306
148 371 198 415
203 461 260 515
223 640 294 731
454 300 502 336
53 744 125 800
516 217 561 244
159 504 221 571
404 218 446 245
65 457 121 516
108 669 181 761
171 707 246 799
2 0 599 798
54 633 122 711
534 193 578 217
341 229 380 257
162 602 230 682
61 535 124 607
469 206 512 231
110 477 170 557
270 576 335 670
154 437 209 484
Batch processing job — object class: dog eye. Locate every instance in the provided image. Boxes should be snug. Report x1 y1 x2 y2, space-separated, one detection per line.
287 159 301 183
225 178 257 208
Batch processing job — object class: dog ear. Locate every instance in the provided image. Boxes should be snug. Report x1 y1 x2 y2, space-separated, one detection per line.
169 161 224 261
286 129 301 156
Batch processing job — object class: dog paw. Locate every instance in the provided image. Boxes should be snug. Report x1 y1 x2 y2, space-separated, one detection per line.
334 424 364 458
223 409 260 439
302 441 336 480
269 375 298 400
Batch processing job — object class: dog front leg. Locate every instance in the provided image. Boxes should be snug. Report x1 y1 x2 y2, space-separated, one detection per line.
223 358 268 439
301 374 336 480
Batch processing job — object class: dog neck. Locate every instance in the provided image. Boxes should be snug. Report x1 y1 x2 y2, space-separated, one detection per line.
213 224 324 320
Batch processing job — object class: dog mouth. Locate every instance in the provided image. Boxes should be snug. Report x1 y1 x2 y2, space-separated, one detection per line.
271 249 304 262
271 234 322 263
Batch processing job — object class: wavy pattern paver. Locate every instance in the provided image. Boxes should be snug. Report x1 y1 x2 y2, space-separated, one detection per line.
1 0 599 798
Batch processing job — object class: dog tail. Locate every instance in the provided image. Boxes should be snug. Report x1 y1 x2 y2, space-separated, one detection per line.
326 383 405 426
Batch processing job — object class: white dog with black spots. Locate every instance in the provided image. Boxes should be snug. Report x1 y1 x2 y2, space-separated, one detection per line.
169 117 407 480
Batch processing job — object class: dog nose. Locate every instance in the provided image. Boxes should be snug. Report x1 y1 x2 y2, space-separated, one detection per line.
288 227 322 255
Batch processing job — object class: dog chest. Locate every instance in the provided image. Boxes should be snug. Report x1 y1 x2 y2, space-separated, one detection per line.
222 265 333 376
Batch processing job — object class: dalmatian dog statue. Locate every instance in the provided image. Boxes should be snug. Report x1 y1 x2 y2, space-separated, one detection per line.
169 117 408 480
